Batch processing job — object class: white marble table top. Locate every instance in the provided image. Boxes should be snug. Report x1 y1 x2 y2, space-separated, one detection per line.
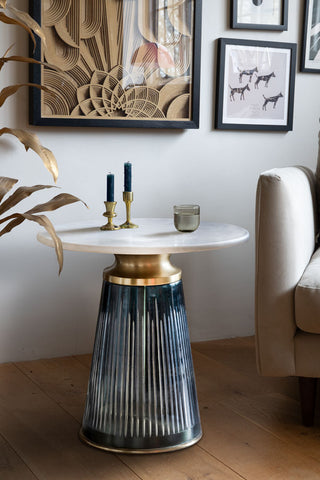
37 218 249 255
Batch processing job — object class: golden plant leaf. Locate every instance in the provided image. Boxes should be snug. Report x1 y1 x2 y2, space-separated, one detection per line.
0 184 54 216
0 215 24 235
0 176 18 202
0 12 36 51
6 5 47 50
0 55 61 72
0 128 59 183
27 193 87 214
0 0 7 7
0 44 13 69
0 213 63 273
35 146 59 184
0 83 53 107
2 43 14 57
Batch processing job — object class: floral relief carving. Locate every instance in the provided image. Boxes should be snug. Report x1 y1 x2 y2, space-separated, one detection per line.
40 0 194 121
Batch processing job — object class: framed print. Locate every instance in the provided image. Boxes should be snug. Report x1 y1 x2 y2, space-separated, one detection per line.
215 38 297 131
231 0 288 31
301 0 320 73
29 0 202 129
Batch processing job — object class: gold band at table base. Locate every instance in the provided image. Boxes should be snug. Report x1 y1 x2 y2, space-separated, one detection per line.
104 254 181 286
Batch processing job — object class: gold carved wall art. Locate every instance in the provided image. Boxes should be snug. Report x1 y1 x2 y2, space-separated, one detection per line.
30 0 202 128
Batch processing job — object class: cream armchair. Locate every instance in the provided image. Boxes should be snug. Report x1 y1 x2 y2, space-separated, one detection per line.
255 165 320 426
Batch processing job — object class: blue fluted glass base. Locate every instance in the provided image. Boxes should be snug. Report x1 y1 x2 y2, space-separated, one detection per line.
81 280 201 453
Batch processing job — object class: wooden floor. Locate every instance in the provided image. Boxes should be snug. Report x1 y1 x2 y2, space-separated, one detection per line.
1 337 320 479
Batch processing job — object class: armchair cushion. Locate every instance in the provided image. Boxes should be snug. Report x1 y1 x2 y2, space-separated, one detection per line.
296 246 320 334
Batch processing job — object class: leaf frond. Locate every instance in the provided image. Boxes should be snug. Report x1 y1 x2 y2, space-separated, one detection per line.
6 5 47 51
0 176 18 202
0 83 53 108
0 184 55 216
27 193 87 214
0 128 59 183
0 212 63 274
0 12 36 51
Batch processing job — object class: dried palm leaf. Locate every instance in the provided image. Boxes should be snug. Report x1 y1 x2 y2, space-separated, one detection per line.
0 12 36 51
0 83 53 107
2 43 14 57
0 128 59 183
0 193 84 272
0 213 63 273
0 184 54 216
6 5 47 50
27 193 87 214
0 176 18 202
0 215 24 235
0 55 61 72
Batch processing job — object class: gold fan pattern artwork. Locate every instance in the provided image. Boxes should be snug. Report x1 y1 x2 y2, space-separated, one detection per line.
41 0 194 121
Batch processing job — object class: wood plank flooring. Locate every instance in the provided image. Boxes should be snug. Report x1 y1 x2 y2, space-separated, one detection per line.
1 337 320 479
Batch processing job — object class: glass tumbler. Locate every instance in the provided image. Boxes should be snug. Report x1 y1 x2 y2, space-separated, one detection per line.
174 205 200 232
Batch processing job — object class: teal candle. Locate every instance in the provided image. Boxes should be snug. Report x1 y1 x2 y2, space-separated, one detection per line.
107 174 114 202
124 162 132 192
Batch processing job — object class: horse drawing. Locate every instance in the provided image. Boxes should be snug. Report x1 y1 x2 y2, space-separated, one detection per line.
254 72 276 89
229 83 250 101
238 67 258 83
262 92 283 110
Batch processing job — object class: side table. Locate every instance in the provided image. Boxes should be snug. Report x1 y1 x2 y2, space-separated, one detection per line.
38 218 249 454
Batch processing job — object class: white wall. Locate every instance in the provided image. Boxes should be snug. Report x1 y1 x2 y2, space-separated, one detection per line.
0 0 319 362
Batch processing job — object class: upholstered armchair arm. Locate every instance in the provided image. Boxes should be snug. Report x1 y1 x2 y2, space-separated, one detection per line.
255 167 318 376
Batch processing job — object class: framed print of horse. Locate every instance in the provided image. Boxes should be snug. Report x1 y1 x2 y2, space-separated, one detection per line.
215 38 297 131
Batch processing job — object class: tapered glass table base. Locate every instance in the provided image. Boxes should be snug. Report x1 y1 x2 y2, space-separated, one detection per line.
80 279 202 453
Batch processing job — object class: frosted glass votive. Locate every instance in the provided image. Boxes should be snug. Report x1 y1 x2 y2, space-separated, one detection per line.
174 205 200 232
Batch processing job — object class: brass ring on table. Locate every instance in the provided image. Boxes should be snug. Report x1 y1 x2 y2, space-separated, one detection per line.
103 254 182 286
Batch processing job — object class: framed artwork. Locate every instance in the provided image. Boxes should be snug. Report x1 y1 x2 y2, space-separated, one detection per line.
29 0 202 129
231 0 288 31
215 38 297 131
301 0 320 73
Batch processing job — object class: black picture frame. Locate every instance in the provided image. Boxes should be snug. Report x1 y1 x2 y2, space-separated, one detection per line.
29 0 202 129
301 0 320 73
231 0 288 31
215 38 297 131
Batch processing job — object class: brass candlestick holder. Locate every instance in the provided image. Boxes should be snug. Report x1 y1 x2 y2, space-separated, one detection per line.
120 191 138 229
100 201 120 231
